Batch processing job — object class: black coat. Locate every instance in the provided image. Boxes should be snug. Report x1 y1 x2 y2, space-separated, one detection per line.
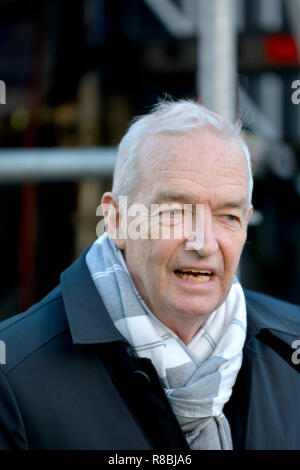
0 248 300 450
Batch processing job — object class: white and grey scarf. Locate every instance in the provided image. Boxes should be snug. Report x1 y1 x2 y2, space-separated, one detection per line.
86 233 247 450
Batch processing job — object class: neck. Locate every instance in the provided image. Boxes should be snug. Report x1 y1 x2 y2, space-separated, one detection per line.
152 309 211 345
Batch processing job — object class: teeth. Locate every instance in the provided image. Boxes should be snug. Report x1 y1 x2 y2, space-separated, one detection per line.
176 272 211 282
181 269 212 274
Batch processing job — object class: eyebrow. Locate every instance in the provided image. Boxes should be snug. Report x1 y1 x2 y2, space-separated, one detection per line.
214 199 248 210
151 191 248 210
151 191 198 205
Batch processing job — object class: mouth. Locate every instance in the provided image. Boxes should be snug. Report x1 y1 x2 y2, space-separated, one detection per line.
174 268 214 283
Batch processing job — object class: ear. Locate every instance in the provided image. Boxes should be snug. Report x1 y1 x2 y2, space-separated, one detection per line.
101 192 126 250
241 204 253 243
245 205 253 227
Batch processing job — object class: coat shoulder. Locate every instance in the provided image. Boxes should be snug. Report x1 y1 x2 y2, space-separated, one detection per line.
245 288 300 316
244 288 300 336
0 285 69 374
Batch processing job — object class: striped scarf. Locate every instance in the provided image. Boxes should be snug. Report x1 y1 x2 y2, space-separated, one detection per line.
86 233 247 450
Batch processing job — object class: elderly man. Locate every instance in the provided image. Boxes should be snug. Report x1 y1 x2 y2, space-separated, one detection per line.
0 100 299 450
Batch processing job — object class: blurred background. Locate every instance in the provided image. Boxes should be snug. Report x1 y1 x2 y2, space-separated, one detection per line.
1 0 300 321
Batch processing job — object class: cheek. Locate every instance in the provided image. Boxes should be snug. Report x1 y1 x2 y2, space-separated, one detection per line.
128 240 162 275
221 237 245 272
125 240 147 277
143 240 180 287
152 239 181 265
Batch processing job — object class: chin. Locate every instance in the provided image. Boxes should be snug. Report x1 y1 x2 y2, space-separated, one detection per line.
171 300 218 319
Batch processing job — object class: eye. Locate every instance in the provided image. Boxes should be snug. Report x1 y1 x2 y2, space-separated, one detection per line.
224 214 239 221
159 208 184 224
169 209 183 216
219 214 242 228
159 208 183 217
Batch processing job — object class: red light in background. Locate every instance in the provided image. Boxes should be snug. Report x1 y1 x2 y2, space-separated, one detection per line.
264 34 299 66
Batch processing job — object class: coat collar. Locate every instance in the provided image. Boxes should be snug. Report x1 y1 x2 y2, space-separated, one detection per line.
60 245 299 346
244 288 300 345
60 246 124 344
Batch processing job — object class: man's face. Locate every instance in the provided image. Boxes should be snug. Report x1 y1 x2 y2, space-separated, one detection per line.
113 128 252 341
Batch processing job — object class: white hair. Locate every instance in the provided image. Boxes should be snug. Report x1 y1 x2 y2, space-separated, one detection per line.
112 99 253 207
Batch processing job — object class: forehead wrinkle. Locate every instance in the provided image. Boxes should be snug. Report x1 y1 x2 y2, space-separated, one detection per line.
142 171 249 202
218 162 248 178
149 170 248 190
152 154 248 175
140 141 248 181
140 126 246 164
158 166 247 180
149 173 213 193
137 173 249 210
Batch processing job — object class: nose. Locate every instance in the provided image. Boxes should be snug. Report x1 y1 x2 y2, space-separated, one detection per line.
185 208 218 256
